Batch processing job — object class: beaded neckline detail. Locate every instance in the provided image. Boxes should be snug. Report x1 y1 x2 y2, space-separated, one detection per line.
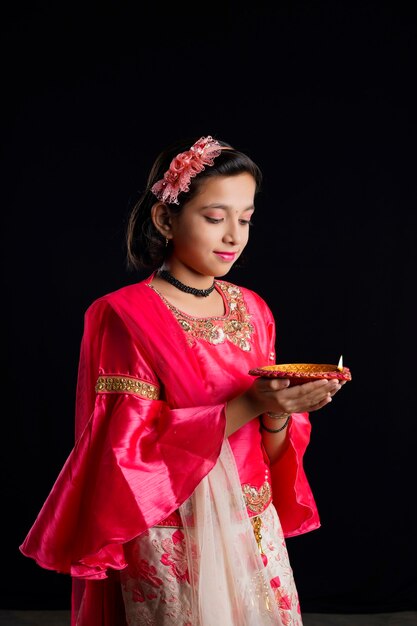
148 281 254 351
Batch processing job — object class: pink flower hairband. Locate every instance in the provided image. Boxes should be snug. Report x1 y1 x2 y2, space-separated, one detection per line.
151 136 222 204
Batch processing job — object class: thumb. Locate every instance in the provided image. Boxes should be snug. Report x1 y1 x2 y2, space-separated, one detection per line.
271 378 290 390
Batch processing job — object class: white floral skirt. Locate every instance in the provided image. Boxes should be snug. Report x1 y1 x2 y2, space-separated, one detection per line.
120 502 303 626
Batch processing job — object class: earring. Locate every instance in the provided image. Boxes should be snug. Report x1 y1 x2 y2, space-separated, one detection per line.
165 238 169 247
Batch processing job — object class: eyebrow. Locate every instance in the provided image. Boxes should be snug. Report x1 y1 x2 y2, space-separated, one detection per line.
199 203 255 212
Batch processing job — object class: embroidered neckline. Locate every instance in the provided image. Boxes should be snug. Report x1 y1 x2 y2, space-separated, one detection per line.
147 280 254 351
148 281 229 320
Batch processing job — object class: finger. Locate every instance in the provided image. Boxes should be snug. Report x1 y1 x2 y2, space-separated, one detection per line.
297 379 335 393
269 378 291 391
321 380 340 394
288 379 337 399
256 378 290 392
301 383 338 407
329 382 342 396
309 395 333 412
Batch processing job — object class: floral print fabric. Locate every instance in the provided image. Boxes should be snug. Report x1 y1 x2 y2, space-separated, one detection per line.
120 503 303 626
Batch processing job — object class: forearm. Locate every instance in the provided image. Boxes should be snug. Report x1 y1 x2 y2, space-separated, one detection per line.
225 376 339 439
225 394 291 461
225 378 291 437
260 413 291 464
224 393 262 437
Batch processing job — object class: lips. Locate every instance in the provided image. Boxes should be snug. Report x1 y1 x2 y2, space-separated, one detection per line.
214 251 237 262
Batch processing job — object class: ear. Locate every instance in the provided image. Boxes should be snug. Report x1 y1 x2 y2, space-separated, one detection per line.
151 202 173 240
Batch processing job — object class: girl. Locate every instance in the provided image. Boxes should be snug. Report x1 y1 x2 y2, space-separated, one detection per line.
20 135 344 626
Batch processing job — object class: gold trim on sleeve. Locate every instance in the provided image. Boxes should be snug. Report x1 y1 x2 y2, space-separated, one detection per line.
95 375 159 400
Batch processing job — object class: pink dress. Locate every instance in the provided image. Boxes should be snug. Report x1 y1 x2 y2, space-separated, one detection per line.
19 274 320 625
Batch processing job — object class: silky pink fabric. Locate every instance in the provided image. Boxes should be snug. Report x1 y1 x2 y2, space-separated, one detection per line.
20 273 319 625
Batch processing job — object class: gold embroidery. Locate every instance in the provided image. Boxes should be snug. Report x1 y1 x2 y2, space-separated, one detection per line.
148 281 254 351
95 375 159 400
251 516 266 558
242 481 272 514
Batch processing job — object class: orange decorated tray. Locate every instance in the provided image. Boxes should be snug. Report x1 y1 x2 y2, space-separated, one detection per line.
248 363 352 386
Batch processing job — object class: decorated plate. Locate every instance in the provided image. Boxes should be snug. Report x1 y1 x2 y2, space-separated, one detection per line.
248 363 352 386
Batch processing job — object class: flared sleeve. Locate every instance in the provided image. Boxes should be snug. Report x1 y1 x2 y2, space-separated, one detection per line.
259 300 321 537
20 296 227 580
269 413 320 536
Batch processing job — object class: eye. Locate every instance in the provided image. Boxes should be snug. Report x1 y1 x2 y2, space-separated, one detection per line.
239 219 254 226
205 217 223 224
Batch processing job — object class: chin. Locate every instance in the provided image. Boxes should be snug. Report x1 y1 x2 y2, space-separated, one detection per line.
214 268 233 278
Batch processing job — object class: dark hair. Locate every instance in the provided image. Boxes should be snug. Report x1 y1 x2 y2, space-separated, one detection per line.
126 136 263 270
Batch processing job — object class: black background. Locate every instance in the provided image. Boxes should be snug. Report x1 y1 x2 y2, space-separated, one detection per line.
2 0 417 613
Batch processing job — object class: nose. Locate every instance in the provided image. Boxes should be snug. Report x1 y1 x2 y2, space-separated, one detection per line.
222 218 244 245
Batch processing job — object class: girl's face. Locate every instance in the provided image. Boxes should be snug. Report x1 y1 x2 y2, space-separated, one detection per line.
168 173 256 279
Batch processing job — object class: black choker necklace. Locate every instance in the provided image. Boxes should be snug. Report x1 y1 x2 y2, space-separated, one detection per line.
158 269 215 297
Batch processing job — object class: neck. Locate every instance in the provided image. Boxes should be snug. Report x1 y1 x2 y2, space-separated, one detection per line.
158 269 215 298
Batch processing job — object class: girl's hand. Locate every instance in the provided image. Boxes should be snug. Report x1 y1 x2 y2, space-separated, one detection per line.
246 377 344 416
225 376 345 437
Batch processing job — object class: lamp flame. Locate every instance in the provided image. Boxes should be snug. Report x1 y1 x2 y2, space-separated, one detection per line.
337 355 343 371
